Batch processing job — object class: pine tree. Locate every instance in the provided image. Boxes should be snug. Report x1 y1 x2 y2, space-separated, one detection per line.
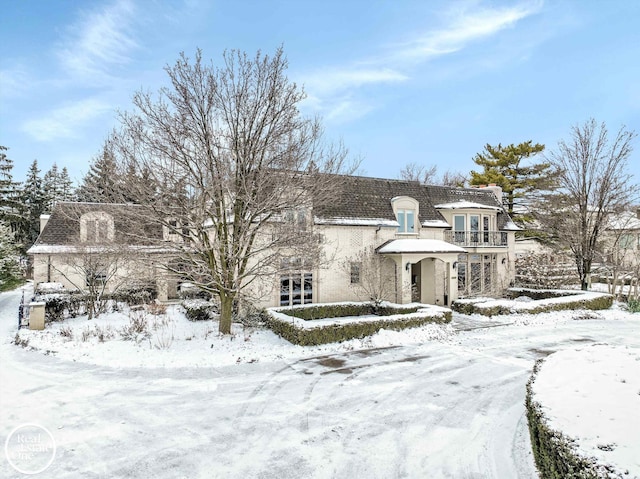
77 145 121 203
59 167 76 202
43 163 76 210
0 146 21 226
0 220 22 291
470 141 553 225
18 159 47 250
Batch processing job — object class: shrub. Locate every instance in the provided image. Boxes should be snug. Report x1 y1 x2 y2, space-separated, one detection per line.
266 303 451 346
182 299 218 321
627 298 640 313
526 360 622 478
113 284 157 306
120 310 151 342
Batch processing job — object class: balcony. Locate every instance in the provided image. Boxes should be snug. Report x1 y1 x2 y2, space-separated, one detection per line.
444 230 508 248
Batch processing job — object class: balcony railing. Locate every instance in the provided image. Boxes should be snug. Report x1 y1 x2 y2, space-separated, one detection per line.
444 230 508 247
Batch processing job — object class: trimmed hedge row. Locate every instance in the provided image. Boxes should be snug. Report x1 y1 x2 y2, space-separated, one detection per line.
526 360 623 479
452 288 613 316
266 303 451 346
281 303 421 321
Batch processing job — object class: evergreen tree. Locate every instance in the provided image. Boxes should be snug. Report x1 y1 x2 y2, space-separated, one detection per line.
43 163 76 210
18 159 47 250
59 167 76 202
470 141 553 225
77 145 121 202
0 220 22 291
0 146 21 226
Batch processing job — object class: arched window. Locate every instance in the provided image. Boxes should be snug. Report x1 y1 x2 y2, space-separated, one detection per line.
80 212 114 243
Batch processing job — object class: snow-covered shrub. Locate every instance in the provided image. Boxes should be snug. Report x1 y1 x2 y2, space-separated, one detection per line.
266 303 451 346
120 309 151 342
182 299 217 321
178 283 209 300
627 299 640 313
113 284 157 306
59 326 73 340
452 288 613 316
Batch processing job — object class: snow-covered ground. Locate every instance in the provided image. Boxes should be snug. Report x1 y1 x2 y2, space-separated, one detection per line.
1 286 639 478
532 345 640 476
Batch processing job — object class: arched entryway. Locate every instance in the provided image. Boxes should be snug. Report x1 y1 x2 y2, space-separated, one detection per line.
376 239 466 306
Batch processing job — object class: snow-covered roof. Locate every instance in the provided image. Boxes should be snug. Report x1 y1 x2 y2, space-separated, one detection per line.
421 219 451 228
376 239 466 254
502 220 521 231
27 244 175 255
434 200 502 211
608 211 640 230
314 217 399 227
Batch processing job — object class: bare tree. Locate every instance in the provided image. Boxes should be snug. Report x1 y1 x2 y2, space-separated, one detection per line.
344 246 396 305
399 163 466 186
52 246 131 319
539 119 639 290
109 48 355 334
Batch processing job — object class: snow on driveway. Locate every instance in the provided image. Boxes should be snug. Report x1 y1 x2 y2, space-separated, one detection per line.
1 288 639 478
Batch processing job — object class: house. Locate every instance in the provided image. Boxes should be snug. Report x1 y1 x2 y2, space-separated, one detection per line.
604 209 640 268
27 202 179 299
29 175 518 307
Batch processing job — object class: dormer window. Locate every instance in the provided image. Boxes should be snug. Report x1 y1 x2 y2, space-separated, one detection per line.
397 209 415 233
80 212 114 243
391 196 419 235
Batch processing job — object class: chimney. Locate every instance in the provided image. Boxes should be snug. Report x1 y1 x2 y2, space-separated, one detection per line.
484 183 503 203
40 214 51 233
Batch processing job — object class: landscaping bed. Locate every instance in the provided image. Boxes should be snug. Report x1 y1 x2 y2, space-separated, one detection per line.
266 301 452 346
452 288 613 316
526 346 639 478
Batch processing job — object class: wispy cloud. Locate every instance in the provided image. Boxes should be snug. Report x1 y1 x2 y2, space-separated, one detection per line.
56 0 138 80
394 2 542 64
303 1 542 122
22 98 113 141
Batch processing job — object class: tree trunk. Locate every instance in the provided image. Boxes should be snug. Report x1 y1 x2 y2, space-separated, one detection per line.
219 292 234 335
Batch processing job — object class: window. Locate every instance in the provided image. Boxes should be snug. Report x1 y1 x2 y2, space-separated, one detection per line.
470 215 479 244
80 212 114 243
280 273 313 306
397 209 416 233
283 208 308 231
483 216 490 243
454 215 465 243
350 262 361 284
457 253 497 296
619 234 635 249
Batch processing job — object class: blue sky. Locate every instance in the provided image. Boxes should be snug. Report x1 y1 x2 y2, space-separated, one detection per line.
1 0 639 185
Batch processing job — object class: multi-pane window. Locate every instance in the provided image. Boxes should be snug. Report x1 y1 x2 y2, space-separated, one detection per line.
457 253 497 296
350 262 361 284
619 234 635 249
81 212 114 243
280 273 313 306
284 208 308 231
397 209 416 233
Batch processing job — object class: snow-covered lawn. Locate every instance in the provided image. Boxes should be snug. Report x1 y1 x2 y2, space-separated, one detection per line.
530 346 640 476
2 286 639 478
14 304 455 368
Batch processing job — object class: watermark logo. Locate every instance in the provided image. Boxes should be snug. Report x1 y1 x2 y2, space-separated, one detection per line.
5 423 56 475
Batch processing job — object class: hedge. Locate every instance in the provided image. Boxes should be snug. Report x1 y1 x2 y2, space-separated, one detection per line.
266 302 451 346
526 360 624 479
452 288 613 316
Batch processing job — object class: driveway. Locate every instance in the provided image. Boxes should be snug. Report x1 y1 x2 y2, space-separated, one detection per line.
1 288 638 478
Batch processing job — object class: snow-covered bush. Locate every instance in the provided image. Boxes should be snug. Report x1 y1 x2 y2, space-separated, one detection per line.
526 347 639 478
266 302 451 346
119 310 151 342
182 299 218 321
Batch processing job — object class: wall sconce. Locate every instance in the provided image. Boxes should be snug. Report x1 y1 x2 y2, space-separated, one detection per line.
405 262 411 271
452 261 458 270
502 258 507 264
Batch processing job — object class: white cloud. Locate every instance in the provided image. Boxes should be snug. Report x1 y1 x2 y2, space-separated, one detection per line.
22 98 113 142
395 2 543 63
303 68 408 95
303 1 542 123
56 0 138 80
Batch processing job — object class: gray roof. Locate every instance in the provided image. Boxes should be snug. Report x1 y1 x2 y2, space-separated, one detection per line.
315 175 513 229
32 202 163 247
